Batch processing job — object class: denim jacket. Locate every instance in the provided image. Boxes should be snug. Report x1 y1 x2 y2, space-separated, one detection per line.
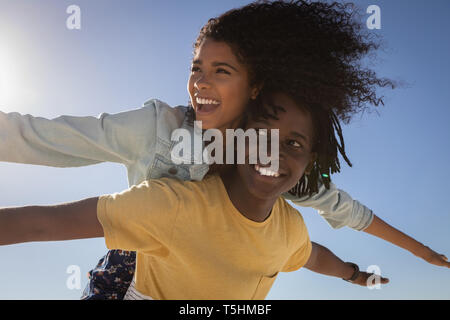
0 99 373 230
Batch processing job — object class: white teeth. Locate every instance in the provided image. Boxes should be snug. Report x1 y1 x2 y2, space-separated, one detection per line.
196 97 220 105
254 164 280 177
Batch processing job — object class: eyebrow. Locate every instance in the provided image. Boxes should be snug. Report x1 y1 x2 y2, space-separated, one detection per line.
192 59 239 72
254 120 310 144
290 131 310 144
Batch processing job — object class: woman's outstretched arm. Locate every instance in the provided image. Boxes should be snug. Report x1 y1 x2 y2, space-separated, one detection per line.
287 183 450 269
0 197 102 246
0 99 171 169
363 215 450 268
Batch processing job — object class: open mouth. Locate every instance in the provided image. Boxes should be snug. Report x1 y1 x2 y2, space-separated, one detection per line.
196 96 221 113
252 164 283 178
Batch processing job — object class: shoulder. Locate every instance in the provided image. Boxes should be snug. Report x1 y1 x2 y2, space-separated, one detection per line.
108 177 187 210
156 174 220 198
276 198 306 224
93 99 188 138
275 198 309 239
110 174 219 214
139 173 219 198
142 98 188 126
142 99 191 142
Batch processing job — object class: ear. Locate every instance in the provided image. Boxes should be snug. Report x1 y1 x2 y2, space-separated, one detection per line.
304 153 318 175
250 83 263 100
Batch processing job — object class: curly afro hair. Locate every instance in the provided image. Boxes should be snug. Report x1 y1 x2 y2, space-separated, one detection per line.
193 0 396 196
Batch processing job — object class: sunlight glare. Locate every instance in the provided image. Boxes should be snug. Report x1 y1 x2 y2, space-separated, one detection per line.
0 36 39 113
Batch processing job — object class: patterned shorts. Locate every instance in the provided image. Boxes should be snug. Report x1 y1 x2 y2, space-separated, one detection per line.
81 250 136 300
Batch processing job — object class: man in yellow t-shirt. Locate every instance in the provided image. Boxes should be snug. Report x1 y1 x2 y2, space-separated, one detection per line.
0 92 389 299
97 174 311 300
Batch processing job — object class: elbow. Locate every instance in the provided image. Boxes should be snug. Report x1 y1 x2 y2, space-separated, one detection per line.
350 205 374 231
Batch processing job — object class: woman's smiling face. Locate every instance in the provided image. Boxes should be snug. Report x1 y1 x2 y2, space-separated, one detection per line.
188 38 259 132
237 92 317 201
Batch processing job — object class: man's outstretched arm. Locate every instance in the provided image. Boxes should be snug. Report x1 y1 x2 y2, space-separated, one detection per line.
304 242 390 287
0 197 102 246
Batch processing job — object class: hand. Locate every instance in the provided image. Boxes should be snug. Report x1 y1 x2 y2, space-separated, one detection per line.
342 262 389 287
417 245 450 268
348 271 389 287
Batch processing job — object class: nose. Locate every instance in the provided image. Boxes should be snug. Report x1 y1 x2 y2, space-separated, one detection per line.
194 74 211 91
277 142 287 161
258 131 285 160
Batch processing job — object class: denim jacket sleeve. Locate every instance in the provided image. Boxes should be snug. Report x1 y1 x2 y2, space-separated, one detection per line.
282 180 374 231
0 99 170 168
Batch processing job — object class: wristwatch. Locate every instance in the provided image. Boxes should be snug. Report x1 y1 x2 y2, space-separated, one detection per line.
342 262 360 282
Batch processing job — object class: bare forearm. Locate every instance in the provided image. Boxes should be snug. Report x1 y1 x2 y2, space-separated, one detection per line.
0 197 102 246
363 215 425 257
0 206 45 245
304 242 354 280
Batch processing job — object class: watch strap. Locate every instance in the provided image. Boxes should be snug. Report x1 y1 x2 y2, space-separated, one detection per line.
342 262 360 282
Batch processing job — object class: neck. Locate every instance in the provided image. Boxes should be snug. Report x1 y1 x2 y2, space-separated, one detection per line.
219 166 278 223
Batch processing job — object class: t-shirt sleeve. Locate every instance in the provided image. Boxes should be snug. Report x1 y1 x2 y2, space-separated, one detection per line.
281 214 312 272
97 179 180 255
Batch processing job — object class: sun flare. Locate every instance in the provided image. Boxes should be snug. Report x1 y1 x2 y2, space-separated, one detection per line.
0 31 39 113
0 48 21 110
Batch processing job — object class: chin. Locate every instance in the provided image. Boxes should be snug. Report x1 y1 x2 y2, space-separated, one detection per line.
194 114 222 130
252 189 281 201
242 166 284 200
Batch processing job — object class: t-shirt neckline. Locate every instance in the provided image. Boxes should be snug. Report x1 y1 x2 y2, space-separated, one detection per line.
214 174 276 228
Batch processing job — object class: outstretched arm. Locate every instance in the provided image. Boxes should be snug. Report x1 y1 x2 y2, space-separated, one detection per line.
304 242 389 287
286 182 450 269
0 100 168 168
0 197 102 246
363 215 450 268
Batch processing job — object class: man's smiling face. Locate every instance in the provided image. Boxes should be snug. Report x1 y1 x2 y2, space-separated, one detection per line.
237 92 317 201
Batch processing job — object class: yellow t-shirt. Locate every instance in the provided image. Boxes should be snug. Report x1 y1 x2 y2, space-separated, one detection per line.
97 174 312 300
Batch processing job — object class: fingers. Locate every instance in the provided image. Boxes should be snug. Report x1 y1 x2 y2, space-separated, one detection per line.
439 254 450 268
367 275 389 286
442 257 450 268
355 272 389 287
423 250 450 268
433 254 450 268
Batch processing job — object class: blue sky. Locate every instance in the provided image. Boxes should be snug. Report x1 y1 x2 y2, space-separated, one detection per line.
0 0 449 299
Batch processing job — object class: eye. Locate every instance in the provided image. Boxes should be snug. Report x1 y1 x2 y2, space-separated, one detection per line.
216 68 231 75
190 66 201 73
287 140 303 149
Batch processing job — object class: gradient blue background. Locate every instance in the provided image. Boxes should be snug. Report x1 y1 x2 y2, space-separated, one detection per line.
0 0 449 299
